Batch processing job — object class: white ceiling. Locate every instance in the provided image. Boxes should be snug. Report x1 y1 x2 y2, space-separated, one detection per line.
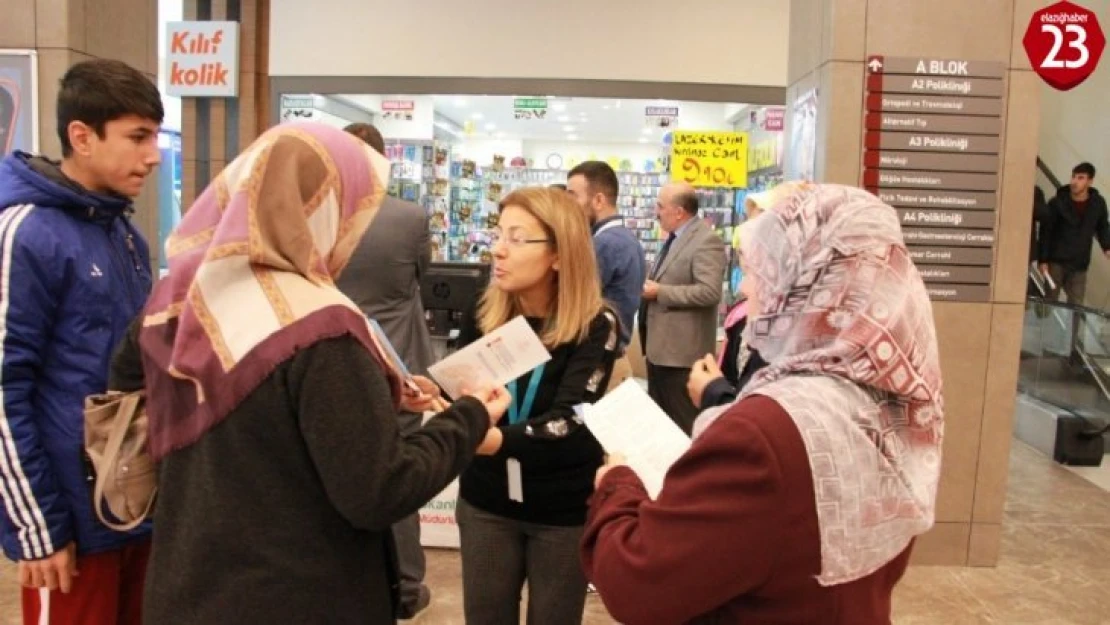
270 1 789 87
430 96 743 143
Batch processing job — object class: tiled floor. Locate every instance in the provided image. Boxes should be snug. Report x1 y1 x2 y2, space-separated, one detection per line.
3 440 1109 624
1066 455 1110 492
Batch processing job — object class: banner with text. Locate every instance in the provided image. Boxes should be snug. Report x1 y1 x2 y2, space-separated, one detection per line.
418 480 460 548
669 131 748 188
166 21 240 97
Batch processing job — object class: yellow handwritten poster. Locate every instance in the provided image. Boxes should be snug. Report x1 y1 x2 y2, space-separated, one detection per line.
669 131 748 188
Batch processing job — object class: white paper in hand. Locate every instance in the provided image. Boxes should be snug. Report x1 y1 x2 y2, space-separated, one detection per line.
581 379 691 499
427 316 551 399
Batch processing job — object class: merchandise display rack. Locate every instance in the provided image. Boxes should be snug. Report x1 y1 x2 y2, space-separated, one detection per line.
616 172 667 268
380 144 781 307
412 162 672 264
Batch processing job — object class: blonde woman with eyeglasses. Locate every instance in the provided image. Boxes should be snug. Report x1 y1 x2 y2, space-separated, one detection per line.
455 187 619 625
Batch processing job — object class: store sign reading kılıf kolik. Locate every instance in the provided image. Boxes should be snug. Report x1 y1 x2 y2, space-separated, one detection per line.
165 21 240 97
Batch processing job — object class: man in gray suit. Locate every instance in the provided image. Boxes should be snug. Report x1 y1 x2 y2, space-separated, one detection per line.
639 182 726 434
338 123 435 620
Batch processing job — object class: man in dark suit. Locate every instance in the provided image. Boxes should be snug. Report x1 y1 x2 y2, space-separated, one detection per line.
338 123 436 620
639 182 726 434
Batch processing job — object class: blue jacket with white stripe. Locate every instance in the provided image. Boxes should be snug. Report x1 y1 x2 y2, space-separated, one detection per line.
0 152 152 561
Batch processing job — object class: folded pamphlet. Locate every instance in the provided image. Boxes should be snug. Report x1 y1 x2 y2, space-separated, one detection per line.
427 315 551 399
579 379 691 499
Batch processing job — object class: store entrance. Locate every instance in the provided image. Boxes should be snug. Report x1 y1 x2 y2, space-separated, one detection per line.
275 92 785 306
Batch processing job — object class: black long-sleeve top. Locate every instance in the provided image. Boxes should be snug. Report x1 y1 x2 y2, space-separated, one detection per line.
458 311 617 526
110 326 489 625
701 348 769 410
1037 185 1110 271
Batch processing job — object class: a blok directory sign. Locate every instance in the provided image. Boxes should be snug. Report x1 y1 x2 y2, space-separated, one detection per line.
863 55 1003 303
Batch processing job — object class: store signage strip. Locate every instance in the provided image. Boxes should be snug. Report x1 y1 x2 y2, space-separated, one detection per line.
916 264 993 284
866 93 1004 117
763 108 785 131
897 209 996 230
866 55 1006 79
864 169 998 192
865 112 1002 135
383 100 415 111
872 188 996 210
907 246 994 266
865 131 1000 154
925 284 992 302
866 74 1004 98
513 97 548 120
902 227 996 248
864 150 1000 173
514 97 548 110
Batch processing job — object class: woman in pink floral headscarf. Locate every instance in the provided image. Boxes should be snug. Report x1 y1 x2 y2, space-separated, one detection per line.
581 184 943 625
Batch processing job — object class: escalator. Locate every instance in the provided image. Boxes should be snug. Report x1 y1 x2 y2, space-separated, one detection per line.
1022 275 1110 419
1016 158 1110 464
1018 289 1110 466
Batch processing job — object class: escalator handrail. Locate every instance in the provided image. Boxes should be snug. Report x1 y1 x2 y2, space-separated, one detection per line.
1027 295 1110 321
1029 265 1048 298
1024 293 1110 413
1037 157 1063 190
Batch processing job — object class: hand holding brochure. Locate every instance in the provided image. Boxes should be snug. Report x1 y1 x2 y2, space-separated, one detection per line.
579 380 691 499
427 316 551 399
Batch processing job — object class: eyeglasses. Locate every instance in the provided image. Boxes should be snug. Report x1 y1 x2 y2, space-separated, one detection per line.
490 229 551 248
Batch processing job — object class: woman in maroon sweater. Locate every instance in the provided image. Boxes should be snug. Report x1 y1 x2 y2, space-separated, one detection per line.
581 184 944 625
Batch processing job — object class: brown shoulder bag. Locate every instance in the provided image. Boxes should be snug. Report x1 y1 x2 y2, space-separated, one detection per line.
83 391 157 531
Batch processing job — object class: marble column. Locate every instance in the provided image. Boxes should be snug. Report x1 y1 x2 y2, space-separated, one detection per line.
785 0 1043 566
180 0 270 211
1 0 161 265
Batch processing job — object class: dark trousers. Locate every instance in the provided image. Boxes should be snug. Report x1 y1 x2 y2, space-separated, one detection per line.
647 361 700 435
394 411 429 617
456 498 587 625
1047 264 1089 361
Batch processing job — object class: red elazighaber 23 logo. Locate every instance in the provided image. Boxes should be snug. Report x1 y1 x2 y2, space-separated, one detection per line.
1023 0 1105 90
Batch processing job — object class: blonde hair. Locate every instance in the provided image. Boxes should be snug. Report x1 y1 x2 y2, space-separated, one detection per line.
479 187 604 347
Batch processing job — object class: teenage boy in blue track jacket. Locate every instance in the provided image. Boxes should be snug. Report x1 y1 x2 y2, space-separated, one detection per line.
0 58 162 625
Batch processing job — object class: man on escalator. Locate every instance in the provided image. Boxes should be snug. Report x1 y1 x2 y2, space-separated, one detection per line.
1037 162 1110 368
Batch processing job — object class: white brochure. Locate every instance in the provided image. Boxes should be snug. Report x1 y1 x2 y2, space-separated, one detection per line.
428 315 551 399
580 379 692 499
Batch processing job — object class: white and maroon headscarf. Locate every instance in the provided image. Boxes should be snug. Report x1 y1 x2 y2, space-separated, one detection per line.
140 123 399 460
696 184 944 585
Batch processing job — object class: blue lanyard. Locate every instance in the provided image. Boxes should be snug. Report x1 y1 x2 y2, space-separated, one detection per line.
507 363 546 425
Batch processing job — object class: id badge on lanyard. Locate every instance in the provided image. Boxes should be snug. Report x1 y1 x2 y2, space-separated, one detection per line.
505 364 545 503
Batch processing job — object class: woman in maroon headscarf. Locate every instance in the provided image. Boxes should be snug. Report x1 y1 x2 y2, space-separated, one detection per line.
581 184 944 625
109 122 508 625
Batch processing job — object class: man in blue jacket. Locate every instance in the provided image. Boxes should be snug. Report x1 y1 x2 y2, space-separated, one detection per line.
567 161 645 391
0 59 161 625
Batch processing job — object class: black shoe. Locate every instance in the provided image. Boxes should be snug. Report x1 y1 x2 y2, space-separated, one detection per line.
398 585 431 621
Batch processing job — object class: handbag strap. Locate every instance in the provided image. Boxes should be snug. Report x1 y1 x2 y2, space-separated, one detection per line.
92 394 156 532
